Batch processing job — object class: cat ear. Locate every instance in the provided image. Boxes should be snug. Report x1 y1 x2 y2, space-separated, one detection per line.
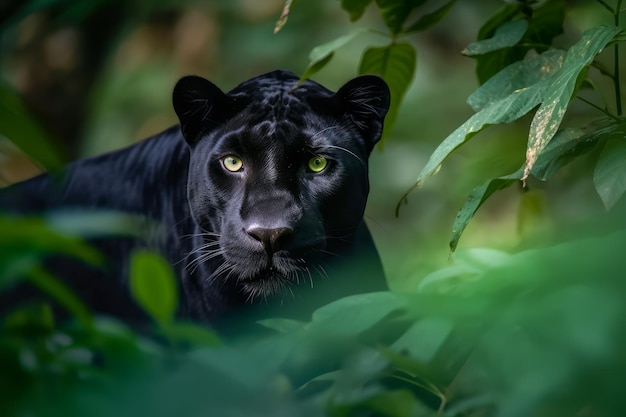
333 75 390 149
173 75 229 145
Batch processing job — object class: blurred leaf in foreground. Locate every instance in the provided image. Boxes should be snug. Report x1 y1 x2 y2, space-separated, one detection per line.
129 250 178 327
0 84 64 171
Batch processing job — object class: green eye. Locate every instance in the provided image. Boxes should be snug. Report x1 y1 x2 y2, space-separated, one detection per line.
308 156 327 173
222 155 243 172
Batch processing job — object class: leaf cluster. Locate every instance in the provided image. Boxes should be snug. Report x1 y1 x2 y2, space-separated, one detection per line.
396 0 626 251
3 221 626 416
282 0 455 144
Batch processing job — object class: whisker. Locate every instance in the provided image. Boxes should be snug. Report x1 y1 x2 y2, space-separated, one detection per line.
305 267 314 288
319 144 365 168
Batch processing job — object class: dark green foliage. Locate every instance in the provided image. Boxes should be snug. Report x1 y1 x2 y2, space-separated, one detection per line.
298 0 455 143
470 0 566 84
3 227 626 416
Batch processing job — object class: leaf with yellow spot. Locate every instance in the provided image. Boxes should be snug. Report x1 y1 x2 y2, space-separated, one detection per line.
412 25 621 190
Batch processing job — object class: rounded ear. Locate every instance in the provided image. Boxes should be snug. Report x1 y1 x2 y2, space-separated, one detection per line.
172 76 228 145
332 75 391 149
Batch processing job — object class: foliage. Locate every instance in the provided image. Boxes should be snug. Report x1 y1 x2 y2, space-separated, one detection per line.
2 0 626 416
0 85 64 172
284 0 456 144
2 222 626 416
396 0 626 251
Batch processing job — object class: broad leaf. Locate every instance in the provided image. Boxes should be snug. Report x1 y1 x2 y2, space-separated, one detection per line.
530 127 586 180
359 42 416 142
522 26 619 182
374 0 427 34
129 250 178 325
414 26 620 189
300 30 366 82
0 84 64 171
402 0 456 34
340 0 373 22
463 19 528 56
467 50 566 112
310 292 404 335
392 318 453 363
594 135 626 210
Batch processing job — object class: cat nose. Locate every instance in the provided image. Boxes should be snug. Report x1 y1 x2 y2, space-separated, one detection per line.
246 226 295 255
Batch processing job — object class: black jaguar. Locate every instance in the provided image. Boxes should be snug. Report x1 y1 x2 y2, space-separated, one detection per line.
0 70 390 329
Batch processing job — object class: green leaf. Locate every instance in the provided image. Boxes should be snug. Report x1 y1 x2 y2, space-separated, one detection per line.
414 26 621 188
129 250 178 325
374 0 427 34
476 3 522 41
473 0 565 84
450 174 519 252
467 50 566 112
594 137 626 210
300 30 366 83
402 0 456 34
529 127 587 180
523 26 619 182
359 42 416 143
463 19 528 56
310 292 404 335
340 0 374 22
472 3 523 84
0 83 64 171
159 322 222 347
392 318 453 363
300 54 334 83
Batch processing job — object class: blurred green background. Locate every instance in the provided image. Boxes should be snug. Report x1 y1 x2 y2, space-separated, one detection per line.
0 0 612 290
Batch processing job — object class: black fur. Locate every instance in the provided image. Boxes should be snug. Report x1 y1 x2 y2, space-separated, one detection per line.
0 70 390 330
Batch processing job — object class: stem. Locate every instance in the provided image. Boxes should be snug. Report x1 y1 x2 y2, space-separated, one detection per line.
597 0 616 13
614 0 623 115
577 96 620 120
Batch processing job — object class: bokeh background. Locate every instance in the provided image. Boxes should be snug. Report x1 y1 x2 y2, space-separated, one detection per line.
0 0 611 289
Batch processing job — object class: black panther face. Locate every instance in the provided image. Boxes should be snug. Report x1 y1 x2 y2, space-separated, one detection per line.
173 70 390 299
